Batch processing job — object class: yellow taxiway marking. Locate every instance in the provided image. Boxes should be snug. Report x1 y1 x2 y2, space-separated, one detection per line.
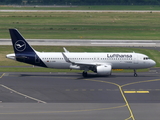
84 79 135 120
124 91 136 93
82 89 86 91
137 91 149 93
0 104 127 115
0 73 5 78
112 69 123 71
121 79 160 87
124 91 149 93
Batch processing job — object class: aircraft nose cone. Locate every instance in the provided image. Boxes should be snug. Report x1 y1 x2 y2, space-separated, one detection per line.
151 60 156 66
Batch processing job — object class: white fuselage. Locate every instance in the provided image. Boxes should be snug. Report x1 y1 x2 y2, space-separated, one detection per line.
35 52 155 69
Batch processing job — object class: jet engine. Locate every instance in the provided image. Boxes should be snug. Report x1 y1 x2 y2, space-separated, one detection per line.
96 65 112 75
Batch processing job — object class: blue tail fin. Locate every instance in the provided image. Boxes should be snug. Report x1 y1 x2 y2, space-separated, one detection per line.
9 29 35 54
9 29 47 68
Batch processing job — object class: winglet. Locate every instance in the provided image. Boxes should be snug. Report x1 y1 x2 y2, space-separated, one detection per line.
63 47 69 53
62 53 72 63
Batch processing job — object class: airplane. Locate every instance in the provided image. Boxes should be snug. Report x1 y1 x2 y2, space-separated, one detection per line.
6 29 156 77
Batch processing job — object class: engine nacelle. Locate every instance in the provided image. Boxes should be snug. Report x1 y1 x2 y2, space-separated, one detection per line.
96 65 112 75
70 65 80 70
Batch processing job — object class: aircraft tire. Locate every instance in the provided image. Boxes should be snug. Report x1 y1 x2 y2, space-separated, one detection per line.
134 73 138 77
82 71 88 77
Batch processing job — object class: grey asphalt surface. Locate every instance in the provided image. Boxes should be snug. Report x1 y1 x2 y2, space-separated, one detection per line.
0 71 160 120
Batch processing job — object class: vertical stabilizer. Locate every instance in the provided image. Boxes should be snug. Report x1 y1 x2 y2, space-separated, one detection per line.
9 29 35 54
8 29 47 67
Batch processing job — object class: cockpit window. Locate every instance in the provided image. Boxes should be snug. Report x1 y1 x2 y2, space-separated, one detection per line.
143 57 150 60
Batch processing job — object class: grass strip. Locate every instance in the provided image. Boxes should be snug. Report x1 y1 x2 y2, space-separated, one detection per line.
0 12 160 40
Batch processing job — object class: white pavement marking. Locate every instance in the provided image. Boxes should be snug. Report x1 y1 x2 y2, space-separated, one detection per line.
0 84 47 104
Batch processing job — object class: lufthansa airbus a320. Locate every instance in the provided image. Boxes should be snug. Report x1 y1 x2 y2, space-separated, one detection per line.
6 29 156 77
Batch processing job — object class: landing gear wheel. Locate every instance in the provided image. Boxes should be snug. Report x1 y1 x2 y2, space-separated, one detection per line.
134 73 138 77
82 71 88 78
133 69 138 77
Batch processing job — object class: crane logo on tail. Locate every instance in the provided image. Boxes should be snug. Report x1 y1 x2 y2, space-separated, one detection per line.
14 40 26 52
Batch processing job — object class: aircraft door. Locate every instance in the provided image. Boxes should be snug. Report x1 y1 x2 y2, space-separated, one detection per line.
134 54 138 64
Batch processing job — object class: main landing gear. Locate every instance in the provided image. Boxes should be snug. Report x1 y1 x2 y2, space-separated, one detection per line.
134 69 138 77
82 71 88 77
83 70 138 77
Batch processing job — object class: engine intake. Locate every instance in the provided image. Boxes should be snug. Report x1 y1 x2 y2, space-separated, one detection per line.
96 65 112 75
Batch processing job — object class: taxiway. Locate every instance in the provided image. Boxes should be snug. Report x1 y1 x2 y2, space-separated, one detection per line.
0 72 160 120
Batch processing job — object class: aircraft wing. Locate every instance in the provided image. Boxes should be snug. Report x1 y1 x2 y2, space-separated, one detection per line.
62 53 102 66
